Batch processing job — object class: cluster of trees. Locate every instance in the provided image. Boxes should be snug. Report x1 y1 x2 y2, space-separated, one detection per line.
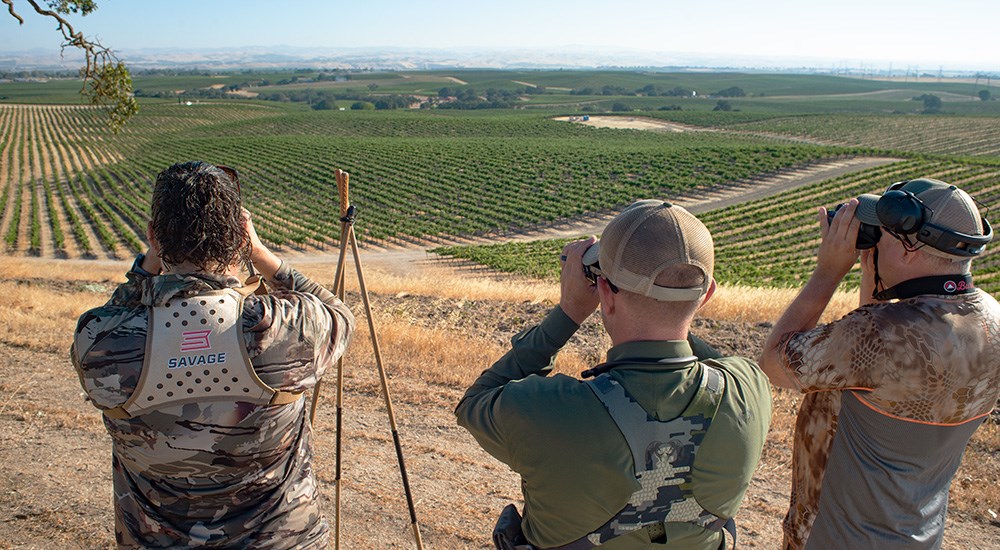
311 93 419 111
582 103 683 113
134 85 239 100
713 86 746 97
635 85 709 97
257 90 332 103
0 69 78 80
437 87 479 101
570 85 651 96
364 94 418 110
569 84 695 97
913 94 942 114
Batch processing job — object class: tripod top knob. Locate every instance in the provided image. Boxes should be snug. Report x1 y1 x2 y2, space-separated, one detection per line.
335 169 350 217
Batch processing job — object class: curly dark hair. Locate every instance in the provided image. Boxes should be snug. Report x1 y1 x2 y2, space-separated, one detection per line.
150 161 251 274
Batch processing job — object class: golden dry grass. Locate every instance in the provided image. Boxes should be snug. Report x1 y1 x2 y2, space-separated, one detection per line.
704 284 858 324
348 313 593 389
0 256 859 359
292 261 859 324
294 261 561 304
0 257 125 282
0 280 108 353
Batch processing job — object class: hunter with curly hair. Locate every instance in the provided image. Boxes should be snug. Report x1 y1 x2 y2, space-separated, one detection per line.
71 161 355 549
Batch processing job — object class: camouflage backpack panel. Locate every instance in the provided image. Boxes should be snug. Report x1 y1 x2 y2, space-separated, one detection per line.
583 364 725 546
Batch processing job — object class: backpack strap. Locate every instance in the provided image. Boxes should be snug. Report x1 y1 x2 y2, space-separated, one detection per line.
554 364 729 548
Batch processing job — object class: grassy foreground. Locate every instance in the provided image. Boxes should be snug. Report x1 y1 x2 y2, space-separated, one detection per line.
1 255 994 540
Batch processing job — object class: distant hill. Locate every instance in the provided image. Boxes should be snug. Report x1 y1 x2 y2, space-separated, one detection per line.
2 45 995 74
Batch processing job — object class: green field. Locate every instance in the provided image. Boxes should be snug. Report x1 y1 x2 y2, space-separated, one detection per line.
3 68 995 108
435 158 1000 292
0 102 844 251
1 69 999 293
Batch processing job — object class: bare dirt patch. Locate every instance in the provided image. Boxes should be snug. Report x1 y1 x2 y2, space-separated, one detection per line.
225 90 260 99
511 81 572 92
553 115 839 147
554 114 703 132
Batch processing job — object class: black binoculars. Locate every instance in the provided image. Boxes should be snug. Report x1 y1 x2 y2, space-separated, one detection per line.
827 203 882 249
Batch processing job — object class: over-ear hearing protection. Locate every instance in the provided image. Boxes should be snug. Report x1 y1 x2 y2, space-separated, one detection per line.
876 188 926 234
876 180 992 257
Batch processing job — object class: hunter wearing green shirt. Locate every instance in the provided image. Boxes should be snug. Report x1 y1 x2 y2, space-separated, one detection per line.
457 200 772 549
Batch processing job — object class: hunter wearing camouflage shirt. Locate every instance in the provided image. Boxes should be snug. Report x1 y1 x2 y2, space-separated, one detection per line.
762 179 1000 549
71 161 355 549
72 258 353 548
777 292 1000 548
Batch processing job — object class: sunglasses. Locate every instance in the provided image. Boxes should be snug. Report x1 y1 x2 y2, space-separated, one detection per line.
584 263 620 293
881 225 923 252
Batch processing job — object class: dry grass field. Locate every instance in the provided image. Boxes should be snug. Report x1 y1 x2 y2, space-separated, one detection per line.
1 255 997 549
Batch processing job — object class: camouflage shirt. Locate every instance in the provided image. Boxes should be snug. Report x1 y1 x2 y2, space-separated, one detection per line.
71 258 354 549
777 289 1000 549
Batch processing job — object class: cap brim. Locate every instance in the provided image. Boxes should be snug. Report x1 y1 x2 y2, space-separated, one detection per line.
855 194 881 226
582 242 600 267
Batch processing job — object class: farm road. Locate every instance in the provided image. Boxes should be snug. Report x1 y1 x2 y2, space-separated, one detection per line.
291 156 900 276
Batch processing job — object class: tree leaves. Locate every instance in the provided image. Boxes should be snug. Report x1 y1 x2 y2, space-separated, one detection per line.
5 0 137 131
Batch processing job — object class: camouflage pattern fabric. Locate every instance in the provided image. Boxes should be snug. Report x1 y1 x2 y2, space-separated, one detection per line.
776 290 1000 548
71 261 354 549
780 391 841 550
582 367 724 546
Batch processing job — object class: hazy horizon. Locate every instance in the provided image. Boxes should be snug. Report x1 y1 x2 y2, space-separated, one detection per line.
2 0 998 73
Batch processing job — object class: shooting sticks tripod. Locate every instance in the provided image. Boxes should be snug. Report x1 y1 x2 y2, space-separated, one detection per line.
309 169 423 549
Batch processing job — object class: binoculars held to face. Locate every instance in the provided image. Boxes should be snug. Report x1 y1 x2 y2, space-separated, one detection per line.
828 203 883 249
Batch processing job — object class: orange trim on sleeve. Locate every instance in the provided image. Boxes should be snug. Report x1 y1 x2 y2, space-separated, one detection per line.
852 392 992 427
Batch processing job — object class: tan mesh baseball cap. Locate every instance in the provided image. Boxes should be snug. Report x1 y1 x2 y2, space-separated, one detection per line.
582 200 713 301
856 178 989 259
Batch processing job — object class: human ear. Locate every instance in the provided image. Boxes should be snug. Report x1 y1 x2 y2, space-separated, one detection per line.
697 278 717 311
597 277 616 317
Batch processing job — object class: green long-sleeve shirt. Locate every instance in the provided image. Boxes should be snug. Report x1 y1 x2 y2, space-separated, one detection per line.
456 306 771 549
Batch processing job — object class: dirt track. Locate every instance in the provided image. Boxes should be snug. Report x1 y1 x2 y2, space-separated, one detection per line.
290 156 901 277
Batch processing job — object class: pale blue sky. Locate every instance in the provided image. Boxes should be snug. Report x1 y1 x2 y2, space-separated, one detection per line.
2 0 998 70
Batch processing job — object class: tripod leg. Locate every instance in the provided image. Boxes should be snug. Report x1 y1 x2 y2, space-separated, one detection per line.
310 222 351 424
309 219 352 550
312 219 352 423
347 225 425 549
